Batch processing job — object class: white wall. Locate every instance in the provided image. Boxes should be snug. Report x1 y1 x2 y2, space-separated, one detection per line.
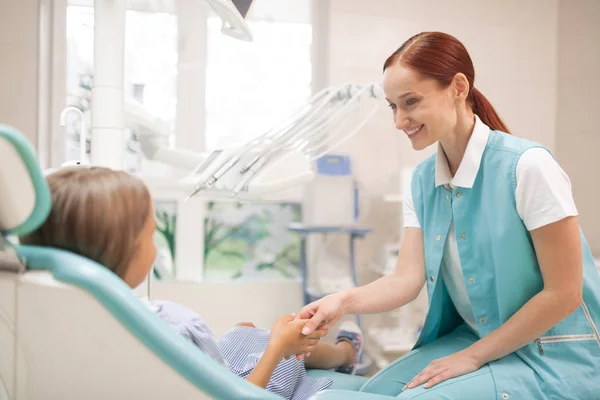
0 0 66 168
0 0 40 147
556 0 600 255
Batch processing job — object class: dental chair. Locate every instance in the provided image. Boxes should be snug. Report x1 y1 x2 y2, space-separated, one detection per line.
0 124 368 399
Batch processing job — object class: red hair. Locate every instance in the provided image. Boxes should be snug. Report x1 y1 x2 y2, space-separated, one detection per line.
383 32 509 133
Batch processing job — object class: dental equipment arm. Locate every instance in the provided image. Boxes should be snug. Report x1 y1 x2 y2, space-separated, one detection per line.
128 98 206 171
133 83 384 200
129 99 314 198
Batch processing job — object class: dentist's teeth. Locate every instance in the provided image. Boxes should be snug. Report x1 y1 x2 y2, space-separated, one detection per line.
405 125 423 136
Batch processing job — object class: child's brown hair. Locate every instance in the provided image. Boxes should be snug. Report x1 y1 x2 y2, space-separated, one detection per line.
20 167 152 279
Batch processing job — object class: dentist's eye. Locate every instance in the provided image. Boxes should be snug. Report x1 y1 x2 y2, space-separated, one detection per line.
405 98 419 106
388 103 397 110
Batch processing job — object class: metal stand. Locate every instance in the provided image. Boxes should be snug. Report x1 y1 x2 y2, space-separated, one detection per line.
288 223 373 374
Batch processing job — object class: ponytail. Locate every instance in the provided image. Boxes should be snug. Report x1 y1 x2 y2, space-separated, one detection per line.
470 88 510 133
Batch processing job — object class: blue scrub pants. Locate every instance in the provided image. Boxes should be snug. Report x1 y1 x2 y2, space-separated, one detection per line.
361 325 496 399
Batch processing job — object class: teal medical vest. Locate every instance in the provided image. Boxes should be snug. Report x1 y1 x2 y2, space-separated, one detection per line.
411 129 600 399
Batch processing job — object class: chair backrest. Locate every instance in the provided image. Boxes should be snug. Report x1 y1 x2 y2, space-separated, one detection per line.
0 124 51 237
0 124 51 274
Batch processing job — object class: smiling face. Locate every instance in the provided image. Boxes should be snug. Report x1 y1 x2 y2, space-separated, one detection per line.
383 63 461 151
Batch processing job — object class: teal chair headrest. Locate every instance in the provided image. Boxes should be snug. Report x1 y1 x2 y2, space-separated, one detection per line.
0 124 51 236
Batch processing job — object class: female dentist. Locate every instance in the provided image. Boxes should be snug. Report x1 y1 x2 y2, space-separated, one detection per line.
297 32 600 399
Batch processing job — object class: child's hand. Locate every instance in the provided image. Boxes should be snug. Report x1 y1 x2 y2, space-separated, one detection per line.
268 315 328 359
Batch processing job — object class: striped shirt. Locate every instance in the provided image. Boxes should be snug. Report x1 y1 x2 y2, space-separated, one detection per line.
150 300 332 399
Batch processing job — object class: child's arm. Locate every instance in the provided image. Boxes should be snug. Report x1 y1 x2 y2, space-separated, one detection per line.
245 343 286 388
245 315 327 389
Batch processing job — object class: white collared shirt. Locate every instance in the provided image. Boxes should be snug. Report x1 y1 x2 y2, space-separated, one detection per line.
403 115 578 332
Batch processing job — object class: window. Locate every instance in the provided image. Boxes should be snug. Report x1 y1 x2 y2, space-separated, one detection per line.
205 5 312 150
203 201 302 281
66 5 177 169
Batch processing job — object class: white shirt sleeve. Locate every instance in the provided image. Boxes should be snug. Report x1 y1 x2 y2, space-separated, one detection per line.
403 177 421 228
515 147 578 231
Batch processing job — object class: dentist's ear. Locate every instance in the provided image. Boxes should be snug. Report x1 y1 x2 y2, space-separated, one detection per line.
451 72 470 103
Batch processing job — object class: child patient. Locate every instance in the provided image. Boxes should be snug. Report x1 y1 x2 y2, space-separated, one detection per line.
20 167 363 400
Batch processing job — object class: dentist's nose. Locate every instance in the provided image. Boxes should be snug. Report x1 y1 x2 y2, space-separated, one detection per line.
395 113 410 131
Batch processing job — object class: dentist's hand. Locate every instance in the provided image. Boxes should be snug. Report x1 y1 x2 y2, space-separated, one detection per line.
403 350 482 390
296 293 347 336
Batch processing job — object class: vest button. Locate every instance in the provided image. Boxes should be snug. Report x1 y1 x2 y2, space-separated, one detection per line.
436 235 441 241
445 195 449 201
479 317 486 323
430 275 435 282
468 277 475 284
456 192 462 198
460 233 466 239
502 393 509 399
